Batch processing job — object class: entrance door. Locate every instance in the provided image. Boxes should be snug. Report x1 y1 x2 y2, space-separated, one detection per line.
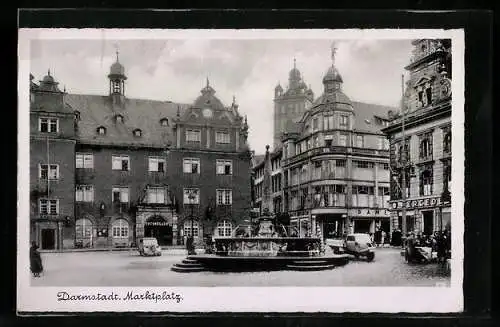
144 216 173 246
41 229 55 250
354 220 371 234
324 214 343 239
423 211 434 235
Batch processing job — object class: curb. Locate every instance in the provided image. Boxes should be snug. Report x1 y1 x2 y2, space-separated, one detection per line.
40 248 205 255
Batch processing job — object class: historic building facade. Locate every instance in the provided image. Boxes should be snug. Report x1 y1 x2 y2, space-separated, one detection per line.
382 39 452 236
273 59 314 149
252 46 395 240
252 147 283 215
29 55 252 250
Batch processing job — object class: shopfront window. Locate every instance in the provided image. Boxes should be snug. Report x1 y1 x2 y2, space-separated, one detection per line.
112 219 129 238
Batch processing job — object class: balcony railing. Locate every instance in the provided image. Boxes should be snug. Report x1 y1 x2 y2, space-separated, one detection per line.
284 146 389 166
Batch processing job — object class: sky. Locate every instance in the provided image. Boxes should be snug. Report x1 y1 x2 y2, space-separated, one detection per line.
30 37 413 153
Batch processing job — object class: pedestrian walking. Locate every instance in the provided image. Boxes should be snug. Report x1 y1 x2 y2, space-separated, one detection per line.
29 241 43 277
381 230 386 247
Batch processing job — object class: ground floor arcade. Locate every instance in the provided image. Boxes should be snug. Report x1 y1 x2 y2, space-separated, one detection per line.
30 210 240 250
289 207 391 240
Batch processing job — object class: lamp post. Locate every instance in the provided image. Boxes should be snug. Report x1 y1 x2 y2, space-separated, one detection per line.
186 189 197 254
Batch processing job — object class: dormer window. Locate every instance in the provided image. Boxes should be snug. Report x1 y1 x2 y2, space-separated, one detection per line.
133 129 142 137
160 118 169 126
97 126 106 135
74 110 81 121
115 114 124 123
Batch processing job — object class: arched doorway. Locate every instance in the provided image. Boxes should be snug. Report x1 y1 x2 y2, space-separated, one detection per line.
75 218 93 248
144 216 173 246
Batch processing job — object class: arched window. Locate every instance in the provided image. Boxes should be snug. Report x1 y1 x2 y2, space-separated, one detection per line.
112 219 129 238
160 118 169 126
76 218 93 240
183 220 199 237
97 126 106 135
112 80 121 94
217 220 233 237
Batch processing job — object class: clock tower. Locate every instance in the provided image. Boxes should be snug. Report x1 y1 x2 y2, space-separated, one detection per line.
273 59 314 149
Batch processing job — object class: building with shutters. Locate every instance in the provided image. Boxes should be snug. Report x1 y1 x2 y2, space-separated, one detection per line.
29 53 252 250
381 39 452 236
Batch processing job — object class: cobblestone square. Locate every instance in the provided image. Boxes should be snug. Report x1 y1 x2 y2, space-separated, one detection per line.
31 248 450 287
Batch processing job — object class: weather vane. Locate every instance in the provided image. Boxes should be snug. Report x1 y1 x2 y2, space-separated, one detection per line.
331 41 338 65
113 43 120 62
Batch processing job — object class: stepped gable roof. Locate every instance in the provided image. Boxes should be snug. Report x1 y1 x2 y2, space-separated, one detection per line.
65 93 189 147
352 101 395 133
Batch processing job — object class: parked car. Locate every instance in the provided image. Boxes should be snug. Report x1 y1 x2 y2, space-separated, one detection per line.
137 237 162 256
325 238 346 254
344 233 375 261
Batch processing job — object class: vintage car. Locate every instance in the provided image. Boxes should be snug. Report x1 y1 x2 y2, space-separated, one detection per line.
325 233 375 261
137 237 162 257
344 233 375 261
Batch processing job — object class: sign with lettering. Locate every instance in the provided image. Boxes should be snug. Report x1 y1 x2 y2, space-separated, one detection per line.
349 209 390 217
390 196 441 210
144 221 171 227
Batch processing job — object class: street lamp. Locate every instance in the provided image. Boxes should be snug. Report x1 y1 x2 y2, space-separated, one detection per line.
187 190 197 253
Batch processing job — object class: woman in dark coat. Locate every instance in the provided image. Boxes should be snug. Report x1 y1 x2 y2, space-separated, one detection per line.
30 241 43 277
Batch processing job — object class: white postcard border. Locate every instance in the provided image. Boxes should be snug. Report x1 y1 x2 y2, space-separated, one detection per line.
17 28 465 313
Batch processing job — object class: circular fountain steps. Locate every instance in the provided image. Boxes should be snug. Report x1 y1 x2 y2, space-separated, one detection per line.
286 260 335 271
171 259 207 272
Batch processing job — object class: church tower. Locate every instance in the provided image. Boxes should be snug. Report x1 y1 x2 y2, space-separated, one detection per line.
273 59 314 150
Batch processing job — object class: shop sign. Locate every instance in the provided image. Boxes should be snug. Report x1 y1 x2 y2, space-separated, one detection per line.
145 221 171 227
349 209 390 217
391 196 441 210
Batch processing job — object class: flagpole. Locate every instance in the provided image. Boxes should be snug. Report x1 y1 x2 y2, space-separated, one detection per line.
47 136 50 197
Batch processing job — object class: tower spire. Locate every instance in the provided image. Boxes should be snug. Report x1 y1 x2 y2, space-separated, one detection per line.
48 69 51 76
293 57 296 69
206 77 210 88
331 41 338 65
116 49 119 62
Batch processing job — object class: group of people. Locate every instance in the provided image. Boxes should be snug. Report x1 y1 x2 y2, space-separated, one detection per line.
369 229 390 247
404 230 451 263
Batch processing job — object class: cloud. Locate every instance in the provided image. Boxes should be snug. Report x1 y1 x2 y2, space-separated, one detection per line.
30 38 413 153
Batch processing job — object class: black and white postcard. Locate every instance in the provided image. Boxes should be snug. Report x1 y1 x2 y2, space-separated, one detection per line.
17 28 464 313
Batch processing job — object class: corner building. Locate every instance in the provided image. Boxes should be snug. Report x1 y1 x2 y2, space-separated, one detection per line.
29 55 251 249
382 39 452 235
279 48 395 239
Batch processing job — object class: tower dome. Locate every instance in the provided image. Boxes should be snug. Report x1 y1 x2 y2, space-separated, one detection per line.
108 51 127 98
288 58 301 81
110 61 125 76
322 65 343 83
108 51 127 79
39 70 61 92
